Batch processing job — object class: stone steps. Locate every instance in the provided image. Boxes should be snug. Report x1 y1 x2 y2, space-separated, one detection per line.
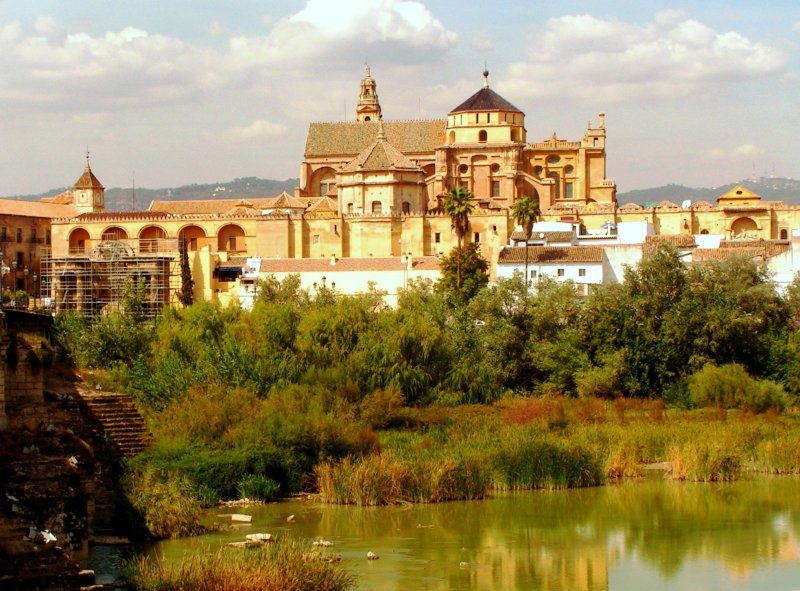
76 389 152 459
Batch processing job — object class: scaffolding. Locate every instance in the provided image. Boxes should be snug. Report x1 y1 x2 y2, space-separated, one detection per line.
39 238 181 319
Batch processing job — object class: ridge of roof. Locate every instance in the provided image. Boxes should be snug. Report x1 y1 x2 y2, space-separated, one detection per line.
450 87 522 114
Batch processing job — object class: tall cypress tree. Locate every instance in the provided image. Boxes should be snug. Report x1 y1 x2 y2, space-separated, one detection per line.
177 236 194 307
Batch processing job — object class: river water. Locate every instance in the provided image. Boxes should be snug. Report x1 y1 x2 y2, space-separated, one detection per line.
91 475 800 590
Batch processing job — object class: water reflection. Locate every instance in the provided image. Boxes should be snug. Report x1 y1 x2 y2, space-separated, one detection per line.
95 476 800 590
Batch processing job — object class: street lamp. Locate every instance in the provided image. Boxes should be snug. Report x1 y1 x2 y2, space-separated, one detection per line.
23 268 29 308
33 273 38 309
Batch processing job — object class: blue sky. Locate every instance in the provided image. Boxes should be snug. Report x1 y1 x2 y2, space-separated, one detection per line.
1 0 798 195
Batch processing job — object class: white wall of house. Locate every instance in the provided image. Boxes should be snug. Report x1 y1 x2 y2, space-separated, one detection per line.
497 260 604 294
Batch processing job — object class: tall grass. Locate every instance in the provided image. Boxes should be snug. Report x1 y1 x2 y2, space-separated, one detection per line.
123 469 204 539
126 538 354 591
667 441 742 482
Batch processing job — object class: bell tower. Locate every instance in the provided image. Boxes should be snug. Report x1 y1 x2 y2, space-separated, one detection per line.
356 64 382 122
72 151 105 214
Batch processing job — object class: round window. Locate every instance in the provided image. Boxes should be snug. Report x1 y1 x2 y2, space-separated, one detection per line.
547 155 560 165
564 165 574 174
533 166 543 177
459 164 469 174
491 163 500 173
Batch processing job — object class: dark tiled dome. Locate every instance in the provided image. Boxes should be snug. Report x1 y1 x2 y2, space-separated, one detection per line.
450 87 522 114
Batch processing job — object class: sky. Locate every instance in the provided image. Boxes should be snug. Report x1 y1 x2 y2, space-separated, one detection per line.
1 0 799 196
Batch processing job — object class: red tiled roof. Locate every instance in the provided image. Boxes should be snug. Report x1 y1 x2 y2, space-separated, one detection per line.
645 234 696 247
498 246 603 264
74 166 104 190
0 198 77 218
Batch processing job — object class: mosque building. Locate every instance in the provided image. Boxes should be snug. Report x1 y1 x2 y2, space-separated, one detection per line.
28 66 800 314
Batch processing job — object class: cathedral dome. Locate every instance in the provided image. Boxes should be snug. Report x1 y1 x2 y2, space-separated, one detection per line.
450 86 522 115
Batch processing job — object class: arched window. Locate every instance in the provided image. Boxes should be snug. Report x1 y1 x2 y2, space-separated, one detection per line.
69 228 90 253
179 225 206 251
448 131 456 144
402 201 411 214
364 116 371 121
478 129 487 143
139 225 167 253
780 229 789 240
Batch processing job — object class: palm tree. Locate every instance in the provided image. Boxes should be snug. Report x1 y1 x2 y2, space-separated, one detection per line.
511 196 541 287
443 186 475 290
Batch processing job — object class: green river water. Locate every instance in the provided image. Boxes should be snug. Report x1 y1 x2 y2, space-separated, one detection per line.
91 474 800 590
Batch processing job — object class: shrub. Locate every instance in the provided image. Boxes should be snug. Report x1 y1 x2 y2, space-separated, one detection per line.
122 469 204 539
667 441 741 482
236 474 281 502
688 363 786 412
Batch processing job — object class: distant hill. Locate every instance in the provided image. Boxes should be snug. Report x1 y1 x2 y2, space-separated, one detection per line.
8 175 799 211
618 177 800 207
7 177 300 212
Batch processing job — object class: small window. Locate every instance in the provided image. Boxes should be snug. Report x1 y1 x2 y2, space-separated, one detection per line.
557 268 565 277
491 163 500 173
312 234 320 245
16 228 22 243
547 155 560 165
533 166 543 177
227 236 237 251
402 201 411 214
459 164 469 174
564 165 574 174
189 237 197 250
347 203 354 214
578 268 586 277
16 252 23 266
780 229 789 240
593 138 598 147
474 232 480 243
371 201 382 214
31 229 37 243
435 232 441 244
491 180 500 197
565 183 574 199
478 129 487 143
46 229 51 245
0 227 6 241
530 270 537 279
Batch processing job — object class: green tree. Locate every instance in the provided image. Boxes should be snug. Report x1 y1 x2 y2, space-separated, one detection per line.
177 236 194 307
511 196 540 286
442 186 475 290
436 242 489 302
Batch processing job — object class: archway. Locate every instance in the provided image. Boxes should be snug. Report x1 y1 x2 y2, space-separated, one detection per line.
730 217 758 239
102 226 128 241
179 225 207 251
68 228 90 253
139 225 167 253
217 224 246 252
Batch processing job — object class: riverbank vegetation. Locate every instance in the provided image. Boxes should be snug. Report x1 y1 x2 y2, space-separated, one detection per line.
52 245 800 535
126 538 354 591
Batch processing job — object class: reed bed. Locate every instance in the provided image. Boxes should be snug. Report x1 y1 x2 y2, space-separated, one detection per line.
126 538 354 591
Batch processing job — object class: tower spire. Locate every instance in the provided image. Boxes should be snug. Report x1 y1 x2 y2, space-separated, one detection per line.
483 64 489 88
356 65 382 122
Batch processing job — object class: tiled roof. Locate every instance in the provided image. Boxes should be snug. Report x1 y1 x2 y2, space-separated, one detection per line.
450 87 522 113
645 234 696 247
720 240 790 258
0 198 77 218
259 256 440 274
342 129 420 172
306 197 337 213
305 120 446 157
692 200 714 210
498 246 604 264
41 191 74 205
224 199 262 216
654 200 681 209
618 203 644 212
74 166 104 190
510 230 574 243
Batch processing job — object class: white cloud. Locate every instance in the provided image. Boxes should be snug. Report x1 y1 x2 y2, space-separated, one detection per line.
500 13 789 104
793 21 800 34
220 120 288 142
705 143 763 161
